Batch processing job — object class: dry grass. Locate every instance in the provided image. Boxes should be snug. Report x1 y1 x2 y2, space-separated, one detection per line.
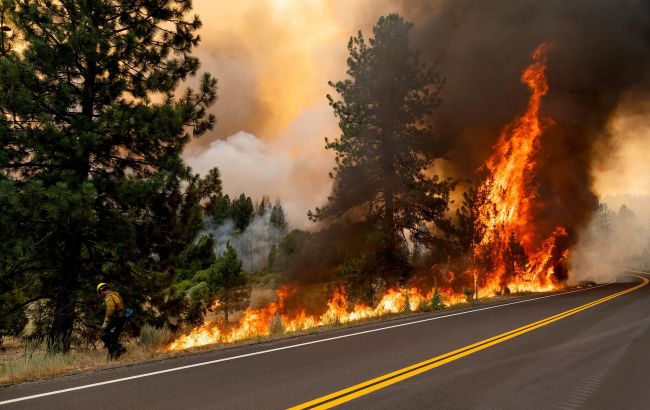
138 324 175 349
0 326 179 385
0 350 107 385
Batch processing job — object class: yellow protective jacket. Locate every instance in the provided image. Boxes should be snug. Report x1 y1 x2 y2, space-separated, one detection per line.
103 291 125 327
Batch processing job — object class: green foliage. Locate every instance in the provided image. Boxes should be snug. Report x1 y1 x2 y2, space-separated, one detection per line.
270 228 311 273
207 244 244 291
278 229 308 257
185 281 210 325
402 289 411 313
0 0 217 352
208 194 231 225
256 195 272 216
207 243 250 322
311 14 454 288
173 234 217 282
338 253 383 306
270 201 288 234
199 168 224 211
230 194 254 232
431 287 445 311
267 245 278 270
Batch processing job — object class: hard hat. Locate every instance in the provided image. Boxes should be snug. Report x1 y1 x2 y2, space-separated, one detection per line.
96 283 108 294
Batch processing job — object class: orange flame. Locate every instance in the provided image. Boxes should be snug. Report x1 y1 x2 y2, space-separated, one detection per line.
166 43 569 352
167 285 462 351
472 43 568 295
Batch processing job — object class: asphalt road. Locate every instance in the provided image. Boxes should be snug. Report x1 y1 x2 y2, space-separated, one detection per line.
2 273 649 409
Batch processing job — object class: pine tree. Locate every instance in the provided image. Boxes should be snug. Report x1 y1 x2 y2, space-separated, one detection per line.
311 14 453 286
256 195 272 216
431 287 445 310
0 0 217 352
453 186 482 255
199 168 224 212
231 194 254 232
593 202 613 236
402 289 411 313
269 200 289 234
209 194 231 226
207 243 249 323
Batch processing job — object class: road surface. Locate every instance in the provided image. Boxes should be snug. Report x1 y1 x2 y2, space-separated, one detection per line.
1 272 649 409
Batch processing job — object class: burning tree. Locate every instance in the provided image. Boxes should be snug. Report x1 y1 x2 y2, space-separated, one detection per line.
311 14 454 296
470 44 569 294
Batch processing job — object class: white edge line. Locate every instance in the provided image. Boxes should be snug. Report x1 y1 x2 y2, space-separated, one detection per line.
0 280 620 405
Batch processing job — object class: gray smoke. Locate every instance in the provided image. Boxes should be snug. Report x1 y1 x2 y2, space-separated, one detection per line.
204 210 286 272
572 198 650 283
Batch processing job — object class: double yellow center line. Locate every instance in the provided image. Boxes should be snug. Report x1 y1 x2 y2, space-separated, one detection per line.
290 275 648 409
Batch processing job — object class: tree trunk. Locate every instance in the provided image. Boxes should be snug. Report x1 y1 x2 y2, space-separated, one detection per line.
381 124 400 284
47 293 76 353
223 289 229 323
46 5 97 353
382 123 397 251
47 242 80 353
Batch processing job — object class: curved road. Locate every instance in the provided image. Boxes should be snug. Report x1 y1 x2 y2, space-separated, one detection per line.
1 272 649 409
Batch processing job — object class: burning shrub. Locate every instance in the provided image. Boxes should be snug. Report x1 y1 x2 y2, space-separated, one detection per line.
463 287 475 304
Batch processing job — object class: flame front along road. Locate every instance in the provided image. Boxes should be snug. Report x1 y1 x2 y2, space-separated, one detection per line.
2 275 649 409
167 44 570 352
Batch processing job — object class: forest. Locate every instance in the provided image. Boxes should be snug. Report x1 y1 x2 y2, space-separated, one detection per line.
1 1 649 365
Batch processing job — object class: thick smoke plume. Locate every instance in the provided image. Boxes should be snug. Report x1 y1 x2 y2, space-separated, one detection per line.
186 132 332 229
186 1 650 279
398 0 650 258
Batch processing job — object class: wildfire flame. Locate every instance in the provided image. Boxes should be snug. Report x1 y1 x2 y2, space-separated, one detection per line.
167 285 466 351
472 43 568 295
166 43 569 352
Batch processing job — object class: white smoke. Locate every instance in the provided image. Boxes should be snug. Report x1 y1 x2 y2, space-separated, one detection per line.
185 108 335 229
570 198 650 284
204 209 286 272
574 97 650 283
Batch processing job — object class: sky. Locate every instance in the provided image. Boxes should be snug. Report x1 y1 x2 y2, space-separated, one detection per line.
182 0 650 228
183 0 399 228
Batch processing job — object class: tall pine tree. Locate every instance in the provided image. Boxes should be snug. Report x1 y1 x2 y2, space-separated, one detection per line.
0 0 217 352
312 14 453 285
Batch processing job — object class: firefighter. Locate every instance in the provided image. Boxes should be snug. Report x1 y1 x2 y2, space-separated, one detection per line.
97 283 126 360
